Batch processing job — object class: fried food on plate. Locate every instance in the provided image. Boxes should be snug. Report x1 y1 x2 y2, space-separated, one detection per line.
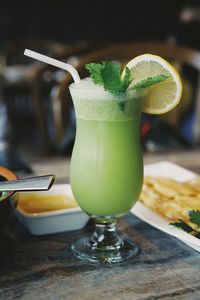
140 176 200 231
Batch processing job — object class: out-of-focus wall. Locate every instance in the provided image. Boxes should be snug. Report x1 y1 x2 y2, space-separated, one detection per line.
0 0 194 46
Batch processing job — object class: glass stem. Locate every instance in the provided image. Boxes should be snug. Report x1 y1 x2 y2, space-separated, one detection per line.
88 219 123 251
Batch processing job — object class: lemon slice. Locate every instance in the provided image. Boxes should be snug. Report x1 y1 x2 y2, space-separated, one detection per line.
124 54 182 114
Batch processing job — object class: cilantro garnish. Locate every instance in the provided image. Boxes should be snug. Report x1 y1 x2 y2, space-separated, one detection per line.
171 219 194 233
171 210 200 238
189 210 200 225
86 61 131 94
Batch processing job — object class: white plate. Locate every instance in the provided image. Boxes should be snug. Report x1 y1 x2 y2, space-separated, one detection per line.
131 161 200 252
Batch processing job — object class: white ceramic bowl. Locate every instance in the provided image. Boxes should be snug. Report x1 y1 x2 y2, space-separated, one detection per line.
14 184 89 235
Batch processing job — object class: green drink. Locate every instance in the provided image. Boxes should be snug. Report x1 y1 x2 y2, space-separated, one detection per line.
70 78 145 263
24 48 182 264
71 116 143 217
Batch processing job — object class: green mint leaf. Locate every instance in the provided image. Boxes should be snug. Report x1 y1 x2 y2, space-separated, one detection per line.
170 219 194 233
121 67 131 90
86 61 131 95
133 75 170 90
85 62 104 85
189 210 200 225
101 61 124 94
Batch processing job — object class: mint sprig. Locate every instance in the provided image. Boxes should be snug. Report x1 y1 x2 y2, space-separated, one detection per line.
85 62 104 85
133 75 170 89
122 67 132 90
86 61 131 94
101 62 124 94
86 61 169 95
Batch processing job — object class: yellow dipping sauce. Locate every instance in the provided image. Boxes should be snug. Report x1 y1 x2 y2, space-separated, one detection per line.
17 192 78 213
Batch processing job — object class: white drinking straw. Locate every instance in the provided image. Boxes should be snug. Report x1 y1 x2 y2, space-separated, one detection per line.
24 49 81 83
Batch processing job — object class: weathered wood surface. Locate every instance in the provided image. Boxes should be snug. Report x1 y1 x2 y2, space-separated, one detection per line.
0 150 200 300
1 214 200 300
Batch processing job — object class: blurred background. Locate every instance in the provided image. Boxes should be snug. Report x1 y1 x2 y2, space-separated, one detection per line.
0 0 200 174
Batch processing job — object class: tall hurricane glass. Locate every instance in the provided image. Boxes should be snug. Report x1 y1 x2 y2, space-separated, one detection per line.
70 78 144 264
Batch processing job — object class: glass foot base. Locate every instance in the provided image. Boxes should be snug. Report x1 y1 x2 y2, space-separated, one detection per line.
71 236 139 264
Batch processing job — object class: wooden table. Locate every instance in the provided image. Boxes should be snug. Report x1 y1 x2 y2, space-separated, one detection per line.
0 150 200 300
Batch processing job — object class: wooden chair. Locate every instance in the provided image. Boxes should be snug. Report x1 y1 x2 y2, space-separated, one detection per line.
0 38 69 154
58 41 200 147
0 39 105 153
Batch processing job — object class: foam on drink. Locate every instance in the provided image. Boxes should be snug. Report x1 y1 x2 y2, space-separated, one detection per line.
70 78 145 121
